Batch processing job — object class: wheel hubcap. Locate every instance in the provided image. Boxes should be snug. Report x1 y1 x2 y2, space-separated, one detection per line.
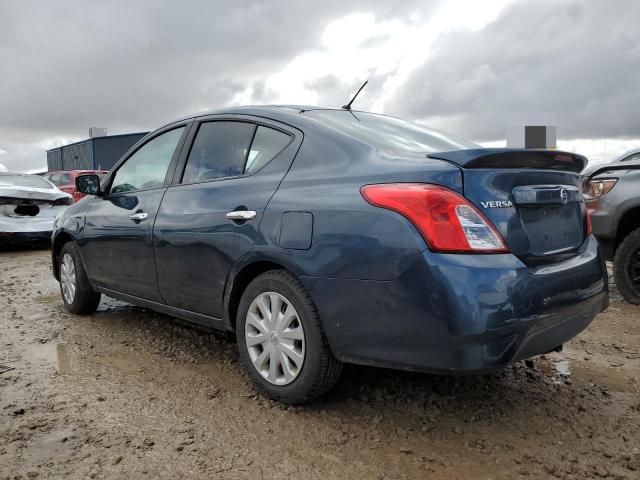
245 292 305 386
60 253 77 304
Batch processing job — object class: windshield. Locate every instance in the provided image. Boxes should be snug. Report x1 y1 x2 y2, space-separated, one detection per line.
304 110 478 153
0 174 54 189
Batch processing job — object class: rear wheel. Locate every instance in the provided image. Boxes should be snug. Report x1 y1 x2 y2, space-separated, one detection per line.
59 242 101 314
613 227 640 304
236 270 342 404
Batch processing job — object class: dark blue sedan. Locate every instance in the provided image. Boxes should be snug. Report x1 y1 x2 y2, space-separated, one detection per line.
51 106 608 404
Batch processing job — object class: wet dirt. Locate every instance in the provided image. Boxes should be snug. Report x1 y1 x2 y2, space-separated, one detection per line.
1 249 639 479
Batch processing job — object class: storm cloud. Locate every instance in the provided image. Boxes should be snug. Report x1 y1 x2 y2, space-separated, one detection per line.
0 0 638 171
387 0 640 141
0 0 439 170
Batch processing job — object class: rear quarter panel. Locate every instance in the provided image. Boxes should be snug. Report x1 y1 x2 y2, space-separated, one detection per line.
252 128 463 281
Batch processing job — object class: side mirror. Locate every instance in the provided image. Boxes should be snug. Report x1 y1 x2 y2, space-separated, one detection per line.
75 174 102 196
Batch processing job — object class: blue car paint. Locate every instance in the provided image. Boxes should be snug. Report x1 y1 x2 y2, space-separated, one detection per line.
52 106 608 375
302 237 606 372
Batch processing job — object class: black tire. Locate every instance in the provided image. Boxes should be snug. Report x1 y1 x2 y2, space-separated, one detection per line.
613 227 640 304
59 242 101 314
236 270 342 404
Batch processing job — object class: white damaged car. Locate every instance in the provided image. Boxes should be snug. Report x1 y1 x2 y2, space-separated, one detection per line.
0 173 72 246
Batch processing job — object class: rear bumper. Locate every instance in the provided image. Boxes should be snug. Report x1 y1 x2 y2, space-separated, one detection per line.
0 206 62 233
302 236 608 373
0 230 53 247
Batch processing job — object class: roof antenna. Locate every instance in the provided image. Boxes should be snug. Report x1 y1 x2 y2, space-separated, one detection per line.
341 80 368 110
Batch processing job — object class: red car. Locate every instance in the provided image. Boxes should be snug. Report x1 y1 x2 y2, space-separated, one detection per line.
43 170 107 202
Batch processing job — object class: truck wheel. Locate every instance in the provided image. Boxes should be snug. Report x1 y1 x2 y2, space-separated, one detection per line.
613 227 640 304
236 270 342 404
59 242 102 314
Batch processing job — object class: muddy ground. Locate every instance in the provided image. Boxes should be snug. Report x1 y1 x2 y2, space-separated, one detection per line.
1 249 639 479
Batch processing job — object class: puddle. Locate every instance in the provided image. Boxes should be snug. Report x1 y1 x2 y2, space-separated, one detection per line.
542 351 637 392
34 293 61 304
21 341 231 387
97 295 130 311
571 364 636 392
23 343 61 367
542 352 572 384
552 358 571 384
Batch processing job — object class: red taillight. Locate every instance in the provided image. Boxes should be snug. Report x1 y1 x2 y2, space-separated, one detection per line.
585 208 593 236
360 183 508 253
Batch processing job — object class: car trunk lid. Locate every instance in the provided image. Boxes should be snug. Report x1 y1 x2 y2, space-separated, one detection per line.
428 149 588 264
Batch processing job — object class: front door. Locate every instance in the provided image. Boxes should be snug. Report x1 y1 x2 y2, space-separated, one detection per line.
82 126 186 301
154 118 299 318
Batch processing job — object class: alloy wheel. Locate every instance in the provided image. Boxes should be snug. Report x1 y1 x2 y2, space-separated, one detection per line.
245 292 305 386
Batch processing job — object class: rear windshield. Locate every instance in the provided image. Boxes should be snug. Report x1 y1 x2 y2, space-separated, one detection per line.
304 110 478 153
0 174 53 189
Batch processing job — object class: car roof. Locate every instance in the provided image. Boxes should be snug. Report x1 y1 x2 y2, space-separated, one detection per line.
163 105 389 130
614 147 640 162
0 172 37 177
47 169 107 174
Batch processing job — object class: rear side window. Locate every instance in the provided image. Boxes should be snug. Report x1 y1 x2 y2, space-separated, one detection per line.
245 126 292 174
182 122 254 183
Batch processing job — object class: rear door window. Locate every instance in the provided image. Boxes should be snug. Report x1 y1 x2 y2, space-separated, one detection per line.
182 122 255 183
245 126 292 174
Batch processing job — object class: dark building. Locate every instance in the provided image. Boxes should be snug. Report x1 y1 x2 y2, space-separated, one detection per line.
46 131 148 172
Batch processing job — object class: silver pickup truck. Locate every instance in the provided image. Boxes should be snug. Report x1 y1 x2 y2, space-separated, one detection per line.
584 157 640 304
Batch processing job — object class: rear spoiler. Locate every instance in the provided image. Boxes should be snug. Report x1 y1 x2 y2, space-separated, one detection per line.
428 148 587 173
583 163 640 180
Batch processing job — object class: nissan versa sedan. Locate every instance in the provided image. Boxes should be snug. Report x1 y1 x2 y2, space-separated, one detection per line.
51 106 608 404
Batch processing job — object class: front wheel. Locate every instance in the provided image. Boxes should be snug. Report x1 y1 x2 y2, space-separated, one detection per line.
59 242 101 314
236 270 342 404
613 227 640 304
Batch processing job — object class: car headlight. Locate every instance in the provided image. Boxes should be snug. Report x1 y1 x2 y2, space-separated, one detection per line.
583 178 617 201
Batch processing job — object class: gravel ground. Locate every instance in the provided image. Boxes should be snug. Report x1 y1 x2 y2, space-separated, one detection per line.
1 248 639 479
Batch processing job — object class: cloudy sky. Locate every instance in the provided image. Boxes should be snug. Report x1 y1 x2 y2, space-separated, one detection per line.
1 0 639 172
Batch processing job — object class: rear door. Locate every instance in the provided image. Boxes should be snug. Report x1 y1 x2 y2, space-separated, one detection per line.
154 115 301 318
82 125 188 300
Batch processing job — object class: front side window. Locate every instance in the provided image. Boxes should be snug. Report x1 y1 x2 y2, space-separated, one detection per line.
110 127 184 194
182 122 254 183
245 126 292 174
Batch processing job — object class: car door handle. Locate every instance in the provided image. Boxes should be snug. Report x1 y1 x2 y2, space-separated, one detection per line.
226 210 257 221
129 212 148 222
